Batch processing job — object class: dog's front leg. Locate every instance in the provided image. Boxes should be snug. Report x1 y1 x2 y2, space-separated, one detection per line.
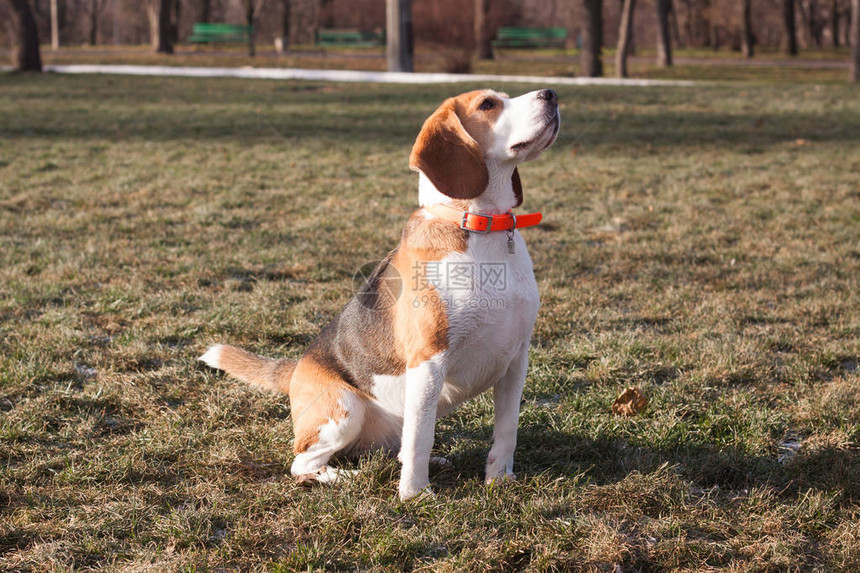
398 357 444 500
485 346 529 482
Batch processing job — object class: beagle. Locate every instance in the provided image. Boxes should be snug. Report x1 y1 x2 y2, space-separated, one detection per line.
201 88 560 500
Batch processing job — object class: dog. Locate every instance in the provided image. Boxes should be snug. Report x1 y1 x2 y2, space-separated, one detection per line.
200 88 560 500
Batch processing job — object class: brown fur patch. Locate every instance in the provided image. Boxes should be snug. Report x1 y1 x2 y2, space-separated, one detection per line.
401 210 469 259
289 355 351 454
391 217 456 368
512 167 523 207
214 345 297 394
409 92 491 200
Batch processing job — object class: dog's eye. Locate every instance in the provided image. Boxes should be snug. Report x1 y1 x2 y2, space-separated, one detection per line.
478 98 496 111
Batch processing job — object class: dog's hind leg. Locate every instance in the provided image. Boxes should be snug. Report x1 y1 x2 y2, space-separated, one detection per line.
289 363 367 485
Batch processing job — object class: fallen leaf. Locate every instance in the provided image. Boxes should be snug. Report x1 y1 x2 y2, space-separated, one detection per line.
612 387 648 417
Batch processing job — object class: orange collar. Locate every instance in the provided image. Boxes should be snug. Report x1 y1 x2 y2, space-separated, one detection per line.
425 203 542 234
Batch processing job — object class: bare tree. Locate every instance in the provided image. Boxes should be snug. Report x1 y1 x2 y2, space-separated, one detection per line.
387 0 414 72
831 0 840 46
145 0 174 53
474 0 492 60
50 0 59 49
89 0 106 45
171 0 181 45
581 0 603 77
656 0 673 66
8 0 42 71
280 0 290 51
783 0 799 54
199 0 210 22
616 0 636 77
741 0 754 56
852 0 859 80
241 0 268 56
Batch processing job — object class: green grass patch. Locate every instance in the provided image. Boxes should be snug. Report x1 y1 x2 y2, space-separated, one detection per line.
1 73 859 570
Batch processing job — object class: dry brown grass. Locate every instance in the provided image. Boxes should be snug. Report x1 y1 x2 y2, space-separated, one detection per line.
0 72 858 571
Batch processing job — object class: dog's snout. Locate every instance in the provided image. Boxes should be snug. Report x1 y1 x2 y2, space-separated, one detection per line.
537 89 558 106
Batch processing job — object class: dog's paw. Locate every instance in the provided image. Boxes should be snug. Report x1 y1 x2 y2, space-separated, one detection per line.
399 485 435 502
295 466 356 486
484 472 517 486
429 456 452 468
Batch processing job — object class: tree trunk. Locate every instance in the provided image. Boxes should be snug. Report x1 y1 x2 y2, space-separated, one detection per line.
51 0 59 49
581 0 603 77
741 0 754 56
656 0 673 65
199 0 210 23
474 0 493 60
851 0 859 80
831 0 840 46
387 0 414 72
616 0 636 77
147 0 174 53
10 0 43 71
701 0 712 46
783 0 799 54
669 0 682 45
245 0 255 57
171 0 181 45
281 0 290 50
89 0 99 45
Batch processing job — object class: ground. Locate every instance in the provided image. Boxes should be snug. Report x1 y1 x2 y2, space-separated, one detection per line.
0 72 859 571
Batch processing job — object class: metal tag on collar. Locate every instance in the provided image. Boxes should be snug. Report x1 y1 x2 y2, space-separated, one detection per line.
507 213 516 254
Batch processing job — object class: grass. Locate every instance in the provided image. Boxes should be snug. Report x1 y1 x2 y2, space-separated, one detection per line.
21 43 854 84
1 72 859 571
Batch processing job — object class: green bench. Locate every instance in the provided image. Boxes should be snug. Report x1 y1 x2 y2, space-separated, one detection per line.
492 27 568 50
316 28 385 48
188 23 252 45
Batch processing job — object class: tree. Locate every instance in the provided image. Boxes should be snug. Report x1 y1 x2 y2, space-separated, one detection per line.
831 0 840 46
8 0 42 71
50 0 59 49
852 0 859 81
741 0 754 56
656 0 673 66
474 0 492 60
146 0 174 53
581 0 603 77
89 0 106 46
783 0 799 54
243 0 268 57
171 0 181 45
616 0 636 77
198 0 210 22
387 0 414 72
281 0 291 50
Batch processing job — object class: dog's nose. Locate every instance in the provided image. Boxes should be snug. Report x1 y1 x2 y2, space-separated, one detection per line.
537 89 558 106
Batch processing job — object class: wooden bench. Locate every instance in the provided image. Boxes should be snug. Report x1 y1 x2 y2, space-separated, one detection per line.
492 27 568 50
188 23 252 45
316 28 385 48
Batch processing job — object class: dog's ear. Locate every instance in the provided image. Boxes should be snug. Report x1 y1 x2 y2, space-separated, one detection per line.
512 167 523 207
409 99 488 200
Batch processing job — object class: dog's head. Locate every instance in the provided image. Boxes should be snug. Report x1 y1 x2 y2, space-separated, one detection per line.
410 89 560 203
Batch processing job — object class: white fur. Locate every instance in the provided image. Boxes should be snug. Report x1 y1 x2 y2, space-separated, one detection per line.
199 344 223 370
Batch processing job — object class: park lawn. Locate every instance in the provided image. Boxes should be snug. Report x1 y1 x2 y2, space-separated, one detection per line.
1 73 859 571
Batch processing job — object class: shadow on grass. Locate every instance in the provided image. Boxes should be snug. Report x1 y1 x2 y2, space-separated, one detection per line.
437 423 860 504
2 75 860 148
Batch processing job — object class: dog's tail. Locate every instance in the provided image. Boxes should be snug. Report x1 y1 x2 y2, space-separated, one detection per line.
199 344 297 394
